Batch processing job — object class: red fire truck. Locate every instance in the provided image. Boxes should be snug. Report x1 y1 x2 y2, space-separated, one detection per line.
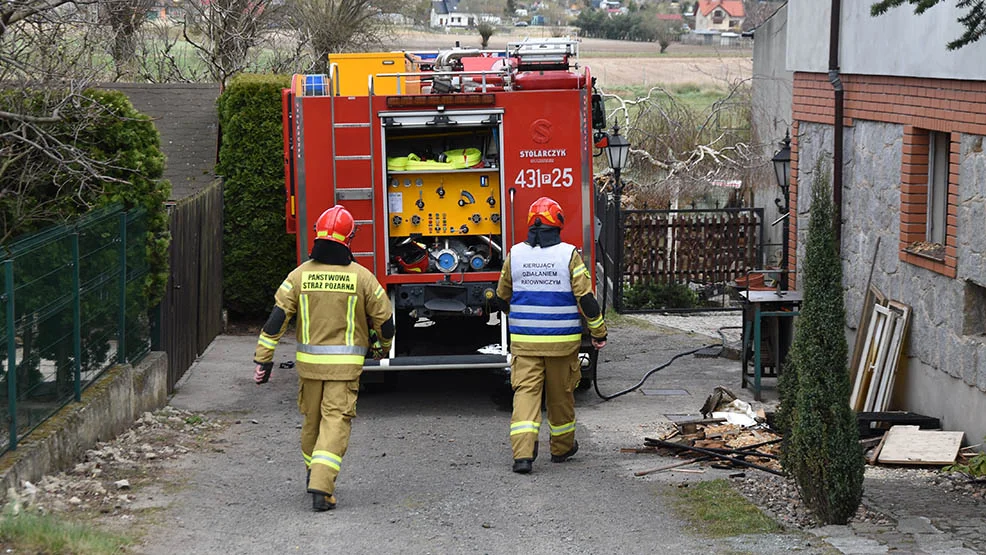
281 38 606 386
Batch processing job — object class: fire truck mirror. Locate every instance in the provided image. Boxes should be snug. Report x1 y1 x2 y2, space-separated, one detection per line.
591 94 606 130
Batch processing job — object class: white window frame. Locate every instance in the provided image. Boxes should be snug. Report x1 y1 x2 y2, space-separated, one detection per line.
926 131 949 245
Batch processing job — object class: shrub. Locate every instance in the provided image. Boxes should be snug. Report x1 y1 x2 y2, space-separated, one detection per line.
944 438 986 478
217 73 295 319
0 88 171 305
622 280 698 310
779 161 864 525
81 89 171 305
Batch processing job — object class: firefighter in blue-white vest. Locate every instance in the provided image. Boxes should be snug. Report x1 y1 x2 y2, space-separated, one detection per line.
253 205 394 511
496 196 608 474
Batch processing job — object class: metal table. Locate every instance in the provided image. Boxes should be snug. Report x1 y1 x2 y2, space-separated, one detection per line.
739 290 803 401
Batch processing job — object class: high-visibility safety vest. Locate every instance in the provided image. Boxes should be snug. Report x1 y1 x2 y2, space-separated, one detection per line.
508 242 581 345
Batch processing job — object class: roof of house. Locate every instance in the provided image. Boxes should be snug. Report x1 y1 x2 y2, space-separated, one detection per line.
104 83 220 201
697 0 745 17
432 0 460 15
656 13 684 21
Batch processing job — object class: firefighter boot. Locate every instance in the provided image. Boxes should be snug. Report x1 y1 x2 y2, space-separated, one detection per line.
512 458 533 474
551 440 579 463
312 491 337 512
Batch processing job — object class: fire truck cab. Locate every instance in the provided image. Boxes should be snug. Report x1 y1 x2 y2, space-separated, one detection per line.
282 38 605 386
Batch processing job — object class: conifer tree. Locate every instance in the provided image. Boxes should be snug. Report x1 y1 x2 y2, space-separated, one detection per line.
780 161 865 525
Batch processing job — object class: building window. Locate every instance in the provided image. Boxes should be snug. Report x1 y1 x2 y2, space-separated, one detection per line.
898 126 958 277
712 9 724 24
926 131 948 245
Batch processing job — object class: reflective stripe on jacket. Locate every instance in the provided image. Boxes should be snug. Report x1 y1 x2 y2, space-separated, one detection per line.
254 259 392 381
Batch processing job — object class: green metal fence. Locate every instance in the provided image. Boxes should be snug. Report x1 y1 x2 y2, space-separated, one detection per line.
0 205 151 454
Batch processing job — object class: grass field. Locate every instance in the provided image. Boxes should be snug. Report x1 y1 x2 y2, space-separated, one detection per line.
386 29 752 90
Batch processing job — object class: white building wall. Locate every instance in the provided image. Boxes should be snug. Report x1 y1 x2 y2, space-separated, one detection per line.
786 0 986 79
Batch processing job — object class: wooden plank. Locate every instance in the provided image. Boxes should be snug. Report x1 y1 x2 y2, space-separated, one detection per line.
877 425 965 465
866 431 889 465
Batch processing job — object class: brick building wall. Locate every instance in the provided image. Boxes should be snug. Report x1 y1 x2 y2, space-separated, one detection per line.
789 73 986 283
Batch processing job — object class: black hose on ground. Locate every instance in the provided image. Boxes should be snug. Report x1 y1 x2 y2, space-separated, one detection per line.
592 323 740 401
593 344 717 401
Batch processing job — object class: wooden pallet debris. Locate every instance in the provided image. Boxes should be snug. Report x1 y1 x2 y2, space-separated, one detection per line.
628 417 784 476
876 425 965 465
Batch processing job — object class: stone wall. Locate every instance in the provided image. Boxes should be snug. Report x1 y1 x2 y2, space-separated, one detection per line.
795 119 986 443
0 352 169 497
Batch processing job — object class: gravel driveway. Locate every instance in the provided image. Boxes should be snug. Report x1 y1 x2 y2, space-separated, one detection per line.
132 317 824 555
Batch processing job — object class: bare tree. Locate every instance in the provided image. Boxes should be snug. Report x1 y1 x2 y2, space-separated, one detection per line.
101 0 157 78
653 20 677 53
287 0 401 73
477 21 495 48
180 0 282 87
134 19 209 82
599 78 764 209
0 1 148 238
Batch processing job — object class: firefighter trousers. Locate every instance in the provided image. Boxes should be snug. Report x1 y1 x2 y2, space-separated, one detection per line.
510 354 580 460
299 377 360 495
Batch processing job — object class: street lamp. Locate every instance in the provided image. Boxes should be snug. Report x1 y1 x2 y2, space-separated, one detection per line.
771 130 791 211
600 126 630 315
605 126 631 196
771 130 792 290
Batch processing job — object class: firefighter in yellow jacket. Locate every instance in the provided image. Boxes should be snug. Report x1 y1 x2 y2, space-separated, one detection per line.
496 197 607 474
253 205 394 511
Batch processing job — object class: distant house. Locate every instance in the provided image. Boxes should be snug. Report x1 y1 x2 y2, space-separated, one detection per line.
146 1 183 22
431 0 476 28
695 0 744 32
656 13 684 24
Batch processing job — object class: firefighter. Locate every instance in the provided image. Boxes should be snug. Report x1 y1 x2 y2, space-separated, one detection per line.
496 196 607 474
252 205 394 511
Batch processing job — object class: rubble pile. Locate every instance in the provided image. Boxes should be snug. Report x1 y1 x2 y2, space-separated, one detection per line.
7 406 225 517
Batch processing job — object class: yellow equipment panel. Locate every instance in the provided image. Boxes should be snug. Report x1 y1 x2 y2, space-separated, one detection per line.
328 52 415 96
387 172 501 237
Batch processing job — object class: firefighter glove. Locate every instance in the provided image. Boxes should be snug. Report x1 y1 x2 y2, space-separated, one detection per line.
368 330 389 360
370 340 388 360
254 361 273 384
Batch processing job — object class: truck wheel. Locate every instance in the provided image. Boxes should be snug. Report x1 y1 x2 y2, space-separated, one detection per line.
576 349 598 392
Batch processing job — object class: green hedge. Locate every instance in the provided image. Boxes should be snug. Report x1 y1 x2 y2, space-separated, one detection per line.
83 89 171 305
217 74 295 319
622 281 699 310
0 89 171 305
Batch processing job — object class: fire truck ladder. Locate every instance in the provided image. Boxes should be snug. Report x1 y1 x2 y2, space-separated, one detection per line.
330 69 377 269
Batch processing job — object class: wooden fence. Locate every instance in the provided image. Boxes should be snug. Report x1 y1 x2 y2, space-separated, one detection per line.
622 209 763 288
160 180 224 391
595 192 763 312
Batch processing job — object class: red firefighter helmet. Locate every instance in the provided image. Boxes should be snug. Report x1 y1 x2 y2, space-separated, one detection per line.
314 205 356 246
526 197 565 229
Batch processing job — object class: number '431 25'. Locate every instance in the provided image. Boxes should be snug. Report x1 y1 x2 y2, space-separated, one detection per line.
514 168 574 188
